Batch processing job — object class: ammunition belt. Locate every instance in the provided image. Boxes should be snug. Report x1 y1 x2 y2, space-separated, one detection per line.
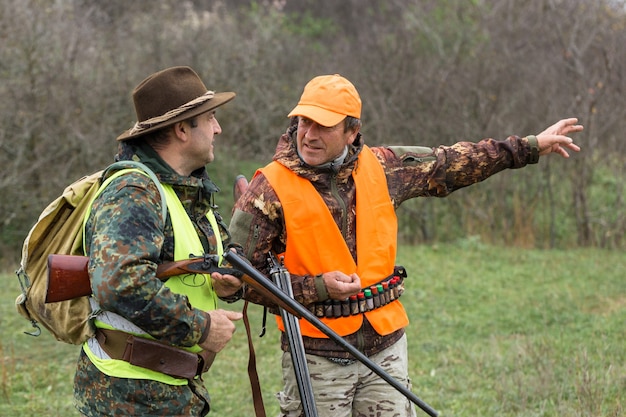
310 266 407 319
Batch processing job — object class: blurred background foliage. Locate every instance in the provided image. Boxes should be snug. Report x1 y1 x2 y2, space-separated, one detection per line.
1 0 625 268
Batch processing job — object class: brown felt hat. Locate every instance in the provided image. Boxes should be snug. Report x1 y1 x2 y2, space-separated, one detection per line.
117 66 235 141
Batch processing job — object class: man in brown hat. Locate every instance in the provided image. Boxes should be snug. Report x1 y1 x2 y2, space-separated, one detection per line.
73 66 244 416
229 74 583 416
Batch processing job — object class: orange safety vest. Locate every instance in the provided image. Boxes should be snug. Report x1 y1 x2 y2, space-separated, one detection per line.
259 146 409 338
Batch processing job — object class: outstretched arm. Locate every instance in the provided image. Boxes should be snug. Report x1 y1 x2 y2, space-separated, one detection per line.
535 117 583 158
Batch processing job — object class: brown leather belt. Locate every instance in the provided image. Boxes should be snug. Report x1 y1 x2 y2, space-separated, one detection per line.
95 328 215 379
310 265 407 319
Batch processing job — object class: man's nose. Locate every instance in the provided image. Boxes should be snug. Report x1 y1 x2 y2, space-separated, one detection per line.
213 118 222 135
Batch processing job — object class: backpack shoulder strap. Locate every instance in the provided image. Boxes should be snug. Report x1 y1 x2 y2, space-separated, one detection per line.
82 161 168 252
103 160 168 222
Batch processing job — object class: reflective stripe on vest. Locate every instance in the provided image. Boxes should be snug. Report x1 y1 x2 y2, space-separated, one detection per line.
260 145 409 337
83 175 220 384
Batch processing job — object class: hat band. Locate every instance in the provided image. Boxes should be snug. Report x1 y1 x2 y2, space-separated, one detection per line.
128 91 215 136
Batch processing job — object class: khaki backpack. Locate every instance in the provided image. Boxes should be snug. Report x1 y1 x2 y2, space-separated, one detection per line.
15 161 166 344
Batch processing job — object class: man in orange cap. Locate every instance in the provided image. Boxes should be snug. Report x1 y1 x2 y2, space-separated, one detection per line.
74 66 244 416
230 74 582 416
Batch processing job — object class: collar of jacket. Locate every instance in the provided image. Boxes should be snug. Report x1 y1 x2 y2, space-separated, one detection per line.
274 125 364 181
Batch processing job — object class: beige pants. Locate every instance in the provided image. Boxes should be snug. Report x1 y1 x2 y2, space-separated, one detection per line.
276 334 418 417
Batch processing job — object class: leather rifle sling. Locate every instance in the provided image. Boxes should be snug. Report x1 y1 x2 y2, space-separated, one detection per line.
233 174 266 416
243 300 267 417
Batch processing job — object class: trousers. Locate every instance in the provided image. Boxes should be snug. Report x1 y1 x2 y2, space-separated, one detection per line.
277 333 417 417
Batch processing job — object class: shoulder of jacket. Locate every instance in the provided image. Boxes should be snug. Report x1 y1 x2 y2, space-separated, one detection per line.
98 164 167 221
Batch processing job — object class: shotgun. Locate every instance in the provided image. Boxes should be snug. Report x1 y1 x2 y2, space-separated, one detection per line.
268 253 317 416
223 250 439 417
46 253 300 317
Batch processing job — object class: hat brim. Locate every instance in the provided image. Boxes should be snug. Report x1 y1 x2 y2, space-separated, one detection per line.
287 104 346 128
116 92 236 141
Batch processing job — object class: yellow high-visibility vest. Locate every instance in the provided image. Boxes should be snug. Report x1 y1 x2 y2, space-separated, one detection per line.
83 171 220 384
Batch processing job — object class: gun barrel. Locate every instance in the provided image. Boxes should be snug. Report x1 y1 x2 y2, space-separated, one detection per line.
222 251 438 417
270 254 317 416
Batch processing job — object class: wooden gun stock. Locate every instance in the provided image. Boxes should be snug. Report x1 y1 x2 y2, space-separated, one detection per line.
46 254 92 303
46 253 300 317
45 254 192 303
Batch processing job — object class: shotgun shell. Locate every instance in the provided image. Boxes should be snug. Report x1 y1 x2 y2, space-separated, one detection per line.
315 302 325 317
388 278 396 301
341 299 350 317
396 277 405 297
391 277 399 299
364 289 374 311
376 284 384 305
324 300 333 317
381 281 389 304
332 300 342 318
370 285 380 308
349 294 359 315
358 291 366 313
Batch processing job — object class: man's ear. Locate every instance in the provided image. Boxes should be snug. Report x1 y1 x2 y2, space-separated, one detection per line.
347 125 360 145
172 122 187 141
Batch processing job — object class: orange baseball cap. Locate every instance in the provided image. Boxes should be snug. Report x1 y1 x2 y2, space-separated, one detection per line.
288 74 361 127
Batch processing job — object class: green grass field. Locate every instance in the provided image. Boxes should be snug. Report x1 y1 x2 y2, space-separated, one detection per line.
1 243 624 416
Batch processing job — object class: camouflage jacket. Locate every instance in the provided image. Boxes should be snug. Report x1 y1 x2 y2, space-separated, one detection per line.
84 141 231 348
229 125 538 357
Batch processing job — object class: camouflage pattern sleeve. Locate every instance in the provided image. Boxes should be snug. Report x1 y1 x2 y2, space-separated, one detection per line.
230 133 535 311
229 174 322 310
85 172 209 348
377 135 535 206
